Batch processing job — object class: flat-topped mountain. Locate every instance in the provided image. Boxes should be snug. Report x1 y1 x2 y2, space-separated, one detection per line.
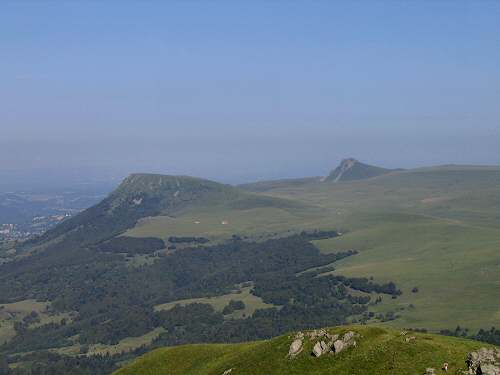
28 174 239 247
324 158 397 183
24 173 304 251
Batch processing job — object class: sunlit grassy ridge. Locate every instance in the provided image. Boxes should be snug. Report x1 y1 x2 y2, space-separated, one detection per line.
114 325 497 375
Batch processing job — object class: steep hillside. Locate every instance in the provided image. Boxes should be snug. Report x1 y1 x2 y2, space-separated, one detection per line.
25 174 238 247
324 158 396 183
21 173 305 251
115 325 499 375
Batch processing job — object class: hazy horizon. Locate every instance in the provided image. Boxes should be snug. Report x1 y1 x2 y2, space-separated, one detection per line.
2 1 499 189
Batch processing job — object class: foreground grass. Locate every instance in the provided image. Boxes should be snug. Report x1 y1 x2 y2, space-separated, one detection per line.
115 325 497 375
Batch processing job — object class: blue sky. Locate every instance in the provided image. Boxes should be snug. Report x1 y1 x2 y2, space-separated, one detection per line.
1 1 499 186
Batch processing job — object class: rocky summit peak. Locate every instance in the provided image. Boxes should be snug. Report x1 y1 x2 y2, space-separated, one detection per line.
324 158 393 183
339 158 359 169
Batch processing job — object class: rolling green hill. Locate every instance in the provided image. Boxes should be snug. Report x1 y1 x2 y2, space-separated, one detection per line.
115 325 499 375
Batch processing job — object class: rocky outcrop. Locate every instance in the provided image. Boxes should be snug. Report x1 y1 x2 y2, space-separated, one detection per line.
288 329 359 359
287 332 305 358
465 347 500 374
333 340 345 353
425 368 436 375
332 331 358 354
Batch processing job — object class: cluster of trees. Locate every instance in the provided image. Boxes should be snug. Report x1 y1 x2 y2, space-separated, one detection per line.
167 236 209 244
0 352 117 375
440 325 500 345
299 230 340 240
343 278 401 296
222 300 245 315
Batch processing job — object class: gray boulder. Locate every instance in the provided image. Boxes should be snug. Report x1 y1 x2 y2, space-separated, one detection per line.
312 340 330 357
287 339 303 358
331 331 359 354
333 340 345 353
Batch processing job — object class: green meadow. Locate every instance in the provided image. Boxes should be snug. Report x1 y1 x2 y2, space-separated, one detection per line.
154 283 276 320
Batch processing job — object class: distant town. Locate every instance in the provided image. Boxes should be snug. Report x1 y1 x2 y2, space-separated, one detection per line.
0 188 108 242
0 214 72 240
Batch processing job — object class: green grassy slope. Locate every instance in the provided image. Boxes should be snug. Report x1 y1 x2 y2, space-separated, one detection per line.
232 166 500 330
114 326 497 375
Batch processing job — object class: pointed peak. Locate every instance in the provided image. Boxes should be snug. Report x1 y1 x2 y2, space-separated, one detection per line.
324 158 395 183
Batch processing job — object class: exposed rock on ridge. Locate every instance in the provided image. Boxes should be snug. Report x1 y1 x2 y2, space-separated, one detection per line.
287 329 359 359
